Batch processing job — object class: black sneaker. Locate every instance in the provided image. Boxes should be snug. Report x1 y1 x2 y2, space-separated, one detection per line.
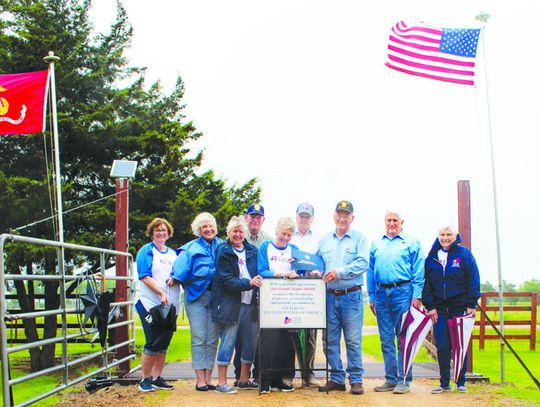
138 377 156 392
260 383 271 394
275 381 294 392
152 376 173 390
237 379 259 390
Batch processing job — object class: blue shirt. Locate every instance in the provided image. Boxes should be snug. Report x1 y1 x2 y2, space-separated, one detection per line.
317 228 370 290
171 236 222 302
367 232 425 301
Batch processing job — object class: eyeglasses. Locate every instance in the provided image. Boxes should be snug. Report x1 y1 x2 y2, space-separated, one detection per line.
154 228 168 233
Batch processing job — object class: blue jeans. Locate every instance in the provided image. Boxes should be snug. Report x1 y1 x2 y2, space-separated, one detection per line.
374 283 412 384
185 290 219 370
324 289 364 384
434 312 467 387
217 304 258 365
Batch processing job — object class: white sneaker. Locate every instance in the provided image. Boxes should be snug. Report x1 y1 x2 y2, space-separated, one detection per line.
215 383 237 394
303 376 320 387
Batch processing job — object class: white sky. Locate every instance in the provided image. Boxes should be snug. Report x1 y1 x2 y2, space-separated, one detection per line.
91 0 540 285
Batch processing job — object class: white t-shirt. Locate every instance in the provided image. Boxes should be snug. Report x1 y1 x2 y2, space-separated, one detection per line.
234 247 253 304
135 243 180 313
266 243 293 275
437 249 448 270
291 229 322 254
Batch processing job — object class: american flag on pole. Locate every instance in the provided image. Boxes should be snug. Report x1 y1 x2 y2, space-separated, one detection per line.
385 21 481 86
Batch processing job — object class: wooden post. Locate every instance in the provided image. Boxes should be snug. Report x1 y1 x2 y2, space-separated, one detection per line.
457 180 474 372
115 178 130 374
457 181 471 249
479 294 487 349
531 293 537 350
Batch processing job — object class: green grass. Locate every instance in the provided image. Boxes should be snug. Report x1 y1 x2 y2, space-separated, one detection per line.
362 333 435 363
363 302 377 326
3 303 539 405
2 327 192 406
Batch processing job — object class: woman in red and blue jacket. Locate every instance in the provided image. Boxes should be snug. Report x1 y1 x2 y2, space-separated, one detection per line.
422 225 480 394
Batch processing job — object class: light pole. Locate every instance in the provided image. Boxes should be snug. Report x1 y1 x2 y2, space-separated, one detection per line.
110 159 138 374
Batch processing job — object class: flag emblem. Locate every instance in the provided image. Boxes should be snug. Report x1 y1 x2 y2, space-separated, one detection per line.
386 21 480 86
0 70 49 135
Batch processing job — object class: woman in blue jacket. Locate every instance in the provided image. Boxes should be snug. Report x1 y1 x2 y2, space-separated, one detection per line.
211 216 263 394
422 225 480 394
171 212 222 391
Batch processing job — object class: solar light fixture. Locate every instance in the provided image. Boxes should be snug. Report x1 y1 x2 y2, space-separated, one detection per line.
110 160 138 179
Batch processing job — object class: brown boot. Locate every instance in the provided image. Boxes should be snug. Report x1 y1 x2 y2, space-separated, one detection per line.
350 382 364 395
318 380 346 392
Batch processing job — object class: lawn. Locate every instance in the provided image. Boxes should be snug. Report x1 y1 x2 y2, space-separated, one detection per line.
2 328 192 407
3 303 539 405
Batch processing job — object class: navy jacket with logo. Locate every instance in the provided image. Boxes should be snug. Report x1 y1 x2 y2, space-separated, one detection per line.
210 240 259 325
422 235 481 315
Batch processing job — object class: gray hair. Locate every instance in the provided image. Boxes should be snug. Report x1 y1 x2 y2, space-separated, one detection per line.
191 212 217 236
275 216 296 234
384 209 403 220
226 215 248 236
438 225 458 235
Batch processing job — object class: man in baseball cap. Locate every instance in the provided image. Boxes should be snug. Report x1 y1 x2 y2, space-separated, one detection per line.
289 202 322 387
244 204 271 248
317 200 369 395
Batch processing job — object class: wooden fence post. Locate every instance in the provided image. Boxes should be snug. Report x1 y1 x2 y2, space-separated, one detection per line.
479 294 487 349
531 292 537 351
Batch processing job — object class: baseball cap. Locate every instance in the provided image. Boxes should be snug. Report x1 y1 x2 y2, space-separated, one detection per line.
335 200 354 213
246 203 265 216
296 202 314 216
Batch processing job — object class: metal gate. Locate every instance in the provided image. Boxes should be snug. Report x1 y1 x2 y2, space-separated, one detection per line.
0 233 136 406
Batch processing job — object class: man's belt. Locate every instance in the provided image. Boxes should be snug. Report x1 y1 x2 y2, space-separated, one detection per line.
376 280 411 288
327 285 362 296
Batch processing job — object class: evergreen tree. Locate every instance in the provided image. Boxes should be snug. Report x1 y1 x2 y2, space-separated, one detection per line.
0 0 260 370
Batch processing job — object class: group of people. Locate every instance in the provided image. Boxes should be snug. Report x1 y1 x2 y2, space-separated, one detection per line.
134 200 481 396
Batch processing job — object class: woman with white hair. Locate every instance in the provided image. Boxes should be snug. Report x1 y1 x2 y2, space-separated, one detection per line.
422 225 481 394
210 216 263 394
257 216 300 394
171 212 222 391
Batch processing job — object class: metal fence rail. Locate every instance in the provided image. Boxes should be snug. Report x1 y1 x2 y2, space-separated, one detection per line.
0 233 136 407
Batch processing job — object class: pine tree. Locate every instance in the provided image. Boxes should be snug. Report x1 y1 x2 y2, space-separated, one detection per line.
0 0 260 370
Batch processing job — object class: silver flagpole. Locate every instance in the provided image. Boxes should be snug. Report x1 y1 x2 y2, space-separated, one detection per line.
43 51 69 384
43 51 63 244
475 12 505 383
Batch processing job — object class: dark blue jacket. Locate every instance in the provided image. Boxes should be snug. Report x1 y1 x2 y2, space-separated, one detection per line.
210 240 259 325
422 235 481 315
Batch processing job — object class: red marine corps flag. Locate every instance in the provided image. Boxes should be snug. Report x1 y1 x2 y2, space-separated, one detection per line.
0 70 49 135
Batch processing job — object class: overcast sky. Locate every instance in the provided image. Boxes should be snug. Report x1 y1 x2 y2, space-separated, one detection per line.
91 0 540 285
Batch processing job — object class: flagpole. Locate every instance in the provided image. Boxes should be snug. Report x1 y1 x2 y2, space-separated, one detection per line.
43 51 63 244
475 12 505 383
43 51 69 383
